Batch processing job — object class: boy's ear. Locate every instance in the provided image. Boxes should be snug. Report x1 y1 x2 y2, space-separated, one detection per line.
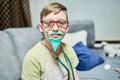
39 23 44 32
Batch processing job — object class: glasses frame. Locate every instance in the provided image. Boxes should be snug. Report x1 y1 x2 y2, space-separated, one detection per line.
41 20 68 30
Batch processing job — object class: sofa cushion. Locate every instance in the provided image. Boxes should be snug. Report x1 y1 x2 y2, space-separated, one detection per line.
62 30 87 46
0 31 20 80
5 28 43 66
68 20 95 47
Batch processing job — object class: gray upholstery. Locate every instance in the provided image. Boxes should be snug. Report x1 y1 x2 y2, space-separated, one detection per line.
78 57 120 80
69 20 95 47
5 28 43 65
0 31 20 80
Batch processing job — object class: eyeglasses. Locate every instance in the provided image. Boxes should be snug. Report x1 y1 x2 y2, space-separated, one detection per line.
41 20 68 29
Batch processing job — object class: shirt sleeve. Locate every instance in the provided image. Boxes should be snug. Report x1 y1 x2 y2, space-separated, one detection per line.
22 52 42 80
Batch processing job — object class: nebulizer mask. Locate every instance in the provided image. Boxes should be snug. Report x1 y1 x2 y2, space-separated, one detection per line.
46 31 65 52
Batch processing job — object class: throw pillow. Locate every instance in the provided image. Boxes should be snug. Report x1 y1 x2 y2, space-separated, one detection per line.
62 30 87 46
73 42 104 71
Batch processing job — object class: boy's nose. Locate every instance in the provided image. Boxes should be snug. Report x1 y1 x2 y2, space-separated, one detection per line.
52 23 59 31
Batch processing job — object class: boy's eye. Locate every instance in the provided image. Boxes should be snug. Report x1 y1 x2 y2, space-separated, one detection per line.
58 21 66 25
44 21 53 24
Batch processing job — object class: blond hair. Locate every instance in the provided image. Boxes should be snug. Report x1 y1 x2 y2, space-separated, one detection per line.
40 2 68 22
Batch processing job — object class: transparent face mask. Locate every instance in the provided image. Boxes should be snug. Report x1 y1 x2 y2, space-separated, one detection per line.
46 31 65 52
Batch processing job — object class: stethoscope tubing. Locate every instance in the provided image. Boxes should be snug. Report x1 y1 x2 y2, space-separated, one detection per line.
41 42 75 80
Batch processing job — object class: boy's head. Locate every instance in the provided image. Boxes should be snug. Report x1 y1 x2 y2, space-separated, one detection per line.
39 2 69 38
39 2 69 52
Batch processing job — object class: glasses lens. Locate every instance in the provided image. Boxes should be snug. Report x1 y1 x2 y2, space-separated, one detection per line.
42 20 54 28
57 21 67 29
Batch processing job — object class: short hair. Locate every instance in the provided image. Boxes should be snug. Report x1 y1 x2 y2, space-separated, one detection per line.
40 2 68 22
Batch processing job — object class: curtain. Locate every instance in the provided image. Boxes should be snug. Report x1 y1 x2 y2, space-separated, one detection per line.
0 0 32 30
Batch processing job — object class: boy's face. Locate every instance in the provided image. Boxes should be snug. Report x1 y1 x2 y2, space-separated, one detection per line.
39 11 69 41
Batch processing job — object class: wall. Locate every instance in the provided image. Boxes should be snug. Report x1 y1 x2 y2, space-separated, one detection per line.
29 0 120 41
29 0 49 27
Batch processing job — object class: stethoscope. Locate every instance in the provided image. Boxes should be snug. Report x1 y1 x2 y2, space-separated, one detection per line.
41 42 75 80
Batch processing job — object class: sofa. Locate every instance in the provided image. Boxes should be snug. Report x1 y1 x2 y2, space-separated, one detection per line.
0 20 120 80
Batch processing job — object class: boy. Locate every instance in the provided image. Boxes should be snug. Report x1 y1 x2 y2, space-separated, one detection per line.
22 2 79 80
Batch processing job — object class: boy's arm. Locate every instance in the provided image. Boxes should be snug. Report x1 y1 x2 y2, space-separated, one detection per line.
22 54 41 80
